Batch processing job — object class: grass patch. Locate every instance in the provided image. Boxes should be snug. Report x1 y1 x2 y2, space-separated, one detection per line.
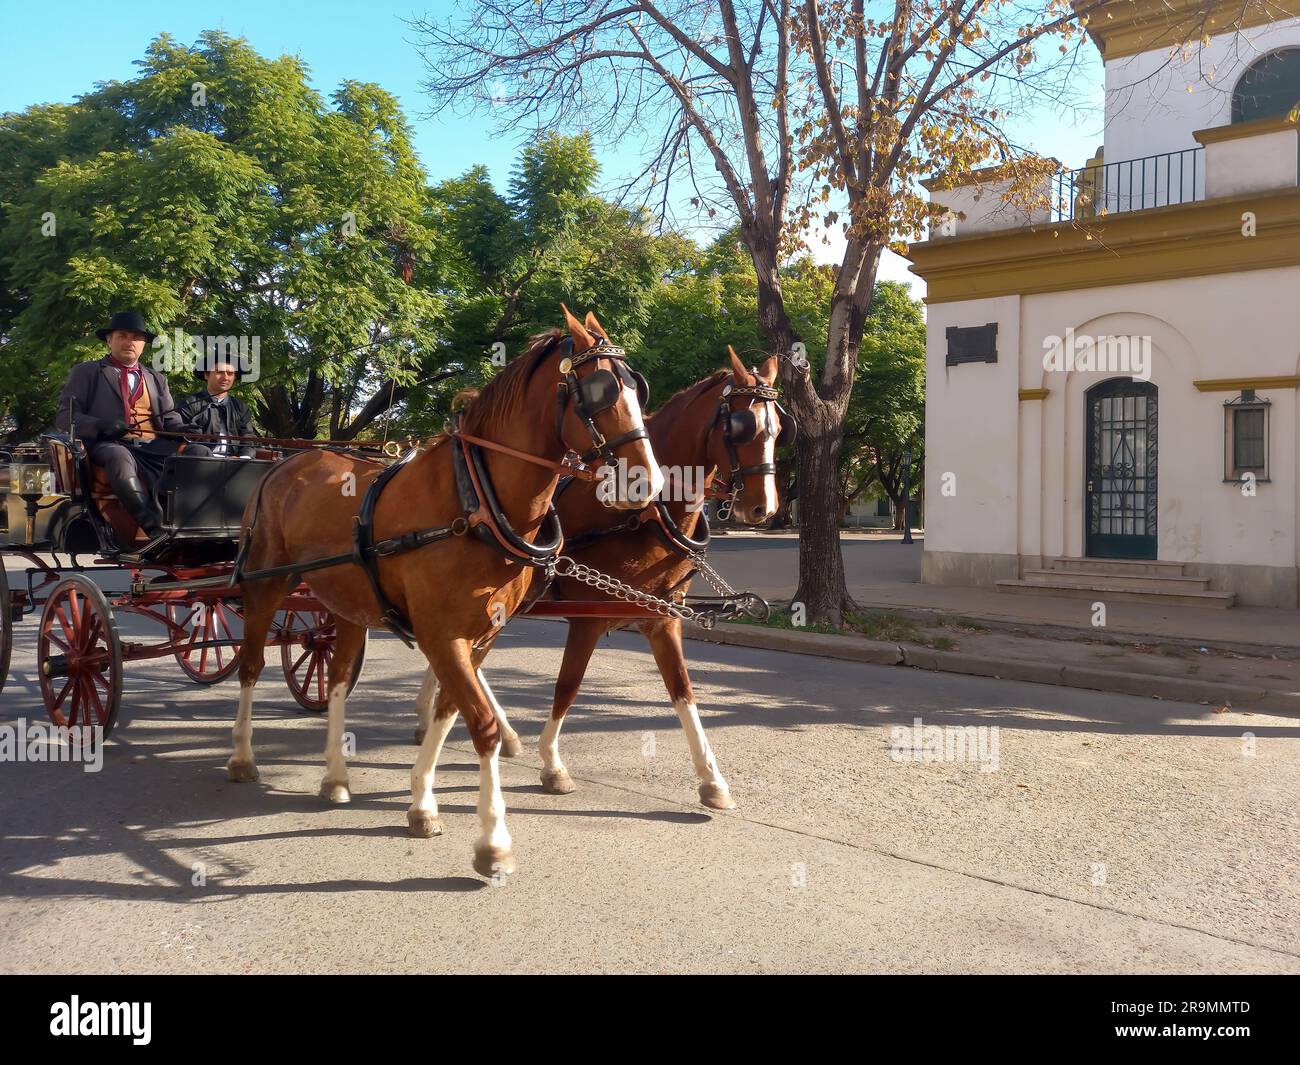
736 607 955 648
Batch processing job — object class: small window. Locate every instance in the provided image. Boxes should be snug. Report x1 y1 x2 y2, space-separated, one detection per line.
1232 49 1300 124
946 323 998 366
1224 391 1270 482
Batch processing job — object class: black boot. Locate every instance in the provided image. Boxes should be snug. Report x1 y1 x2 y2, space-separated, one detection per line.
115 475 164 537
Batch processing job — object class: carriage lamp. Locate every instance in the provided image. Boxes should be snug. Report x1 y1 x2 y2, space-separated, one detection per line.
900 448 915 546
9 446 51 546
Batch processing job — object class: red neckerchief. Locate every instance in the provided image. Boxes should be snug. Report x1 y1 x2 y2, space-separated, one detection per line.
107 356 145 423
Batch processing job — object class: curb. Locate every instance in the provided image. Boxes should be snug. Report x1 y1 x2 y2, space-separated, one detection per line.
681 622 1300 713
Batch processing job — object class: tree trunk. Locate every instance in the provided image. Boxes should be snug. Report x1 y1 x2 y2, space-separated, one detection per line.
792 417 857 627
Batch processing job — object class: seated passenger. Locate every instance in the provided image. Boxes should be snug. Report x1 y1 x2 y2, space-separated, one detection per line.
54 311 210 538
177 358 257 458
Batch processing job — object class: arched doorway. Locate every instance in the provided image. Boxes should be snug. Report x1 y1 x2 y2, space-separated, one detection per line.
1085 378 1158 559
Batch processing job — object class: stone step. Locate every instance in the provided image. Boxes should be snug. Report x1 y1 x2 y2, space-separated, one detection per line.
996 579 1235 609
1021 568 1212 593
1047 557 1188 577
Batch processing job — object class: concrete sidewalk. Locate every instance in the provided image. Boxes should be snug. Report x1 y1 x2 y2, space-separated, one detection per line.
709 532 1300 650
700 533 1300 710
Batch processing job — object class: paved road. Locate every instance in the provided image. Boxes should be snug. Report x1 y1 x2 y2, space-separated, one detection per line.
706 532 922 601
1 600 1297 973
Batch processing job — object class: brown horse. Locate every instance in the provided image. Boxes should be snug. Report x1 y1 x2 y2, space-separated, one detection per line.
413 349 787 812
227 308 661 879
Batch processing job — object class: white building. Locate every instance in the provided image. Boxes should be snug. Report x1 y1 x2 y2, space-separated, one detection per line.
909 0 1300 608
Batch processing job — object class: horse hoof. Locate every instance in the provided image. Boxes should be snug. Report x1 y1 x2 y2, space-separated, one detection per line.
473 845 516 881
226 759 258 783
500 733 523 758
319 780 351 804
407 810 444 838
698 782 736 810
540 768 576 795
414 727 427 746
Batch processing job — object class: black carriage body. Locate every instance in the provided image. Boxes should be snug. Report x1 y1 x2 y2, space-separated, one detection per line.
161 454 276 544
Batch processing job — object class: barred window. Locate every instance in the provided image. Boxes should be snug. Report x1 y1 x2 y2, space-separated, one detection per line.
1224 391 1270 482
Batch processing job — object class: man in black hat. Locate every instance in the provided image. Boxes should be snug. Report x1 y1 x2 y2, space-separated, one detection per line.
54 311 210 538
177 358 257 458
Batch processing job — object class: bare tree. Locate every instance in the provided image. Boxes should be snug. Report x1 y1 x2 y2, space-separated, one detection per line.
412 0 1158 624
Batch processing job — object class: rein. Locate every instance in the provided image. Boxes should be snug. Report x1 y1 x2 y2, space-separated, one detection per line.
455 431 600 482
148 427 405 456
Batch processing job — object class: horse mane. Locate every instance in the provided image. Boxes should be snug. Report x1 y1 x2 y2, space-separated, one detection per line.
650 369 730 420
460 329 564 435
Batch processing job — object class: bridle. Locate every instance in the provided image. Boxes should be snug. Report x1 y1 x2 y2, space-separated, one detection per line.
554 335 650 467
715 377 797 499
457 332 651 483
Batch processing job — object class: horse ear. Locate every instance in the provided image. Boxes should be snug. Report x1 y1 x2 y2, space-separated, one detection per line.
561 303 594 351
584 310 607 338
727 344 748 380
759 354 779 383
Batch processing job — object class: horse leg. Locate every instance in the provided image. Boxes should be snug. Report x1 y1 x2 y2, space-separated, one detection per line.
477 668 522 757
413 667 437 746
227 574 293 783
319 618 367 804
539 619 604 795
415 664 518 758
419 637 515 878
643 617 734 810
407 681 458 838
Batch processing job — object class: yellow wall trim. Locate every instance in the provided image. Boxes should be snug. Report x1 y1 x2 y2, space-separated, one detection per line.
1019 388 1051 400
1194 113 1300 145
1077 0 1300 61
921 158 1059 192
1193 376 1300 391
907 187 1300 303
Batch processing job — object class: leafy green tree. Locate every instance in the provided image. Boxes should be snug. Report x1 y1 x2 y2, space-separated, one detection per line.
839 281 925 527
0 31 451 441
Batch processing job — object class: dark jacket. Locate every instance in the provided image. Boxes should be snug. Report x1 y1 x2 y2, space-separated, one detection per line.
176 390 257 457
55 356 188 445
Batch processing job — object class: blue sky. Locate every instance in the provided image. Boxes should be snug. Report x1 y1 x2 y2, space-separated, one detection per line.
1 0 1107 293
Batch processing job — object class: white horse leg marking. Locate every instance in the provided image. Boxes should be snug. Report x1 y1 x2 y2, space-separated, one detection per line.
227 684 258 781
538 713 576 793
673 698 735 810
414 667 438 744
540 713 565 775
477 668 521 757
319 681 351 803
407 708 456 837
472 745 515 879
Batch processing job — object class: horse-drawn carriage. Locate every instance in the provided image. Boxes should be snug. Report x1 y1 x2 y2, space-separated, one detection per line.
0 433 365 736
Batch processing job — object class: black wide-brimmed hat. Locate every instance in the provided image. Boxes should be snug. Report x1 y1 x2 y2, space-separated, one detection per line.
95 310 157 343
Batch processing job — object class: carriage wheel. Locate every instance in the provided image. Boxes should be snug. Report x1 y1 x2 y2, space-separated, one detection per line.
168 600 242 685
0 565 12 700
279 608 366 713
38 575 123 739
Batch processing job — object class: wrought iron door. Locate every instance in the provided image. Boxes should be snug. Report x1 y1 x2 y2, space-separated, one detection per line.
1085 378 1157 559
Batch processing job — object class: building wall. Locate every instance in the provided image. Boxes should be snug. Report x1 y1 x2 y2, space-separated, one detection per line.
1103 16 1300 162
922 265 1300 606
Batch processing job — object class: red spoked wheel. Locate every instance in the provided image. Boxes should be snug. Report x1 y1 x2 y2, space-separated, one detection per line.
0 565 12 700
279 608 365 713
168 599 242 685
38 575 123 739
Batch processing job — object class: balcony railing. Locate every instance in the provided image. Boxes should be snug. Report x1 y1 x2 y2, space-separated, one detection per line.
1051 147 1204 222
